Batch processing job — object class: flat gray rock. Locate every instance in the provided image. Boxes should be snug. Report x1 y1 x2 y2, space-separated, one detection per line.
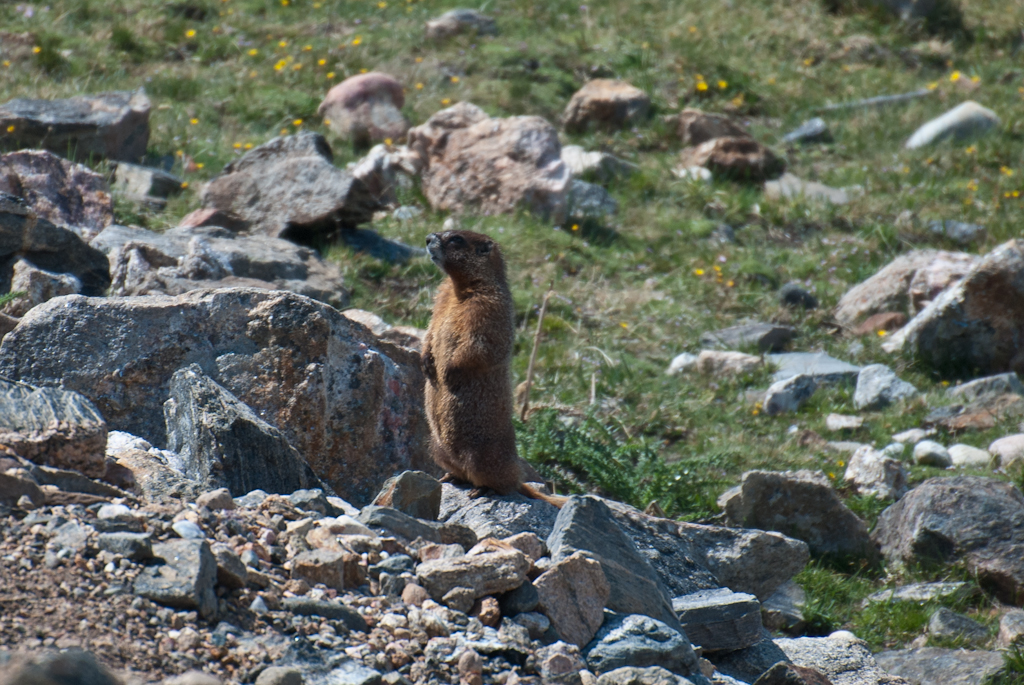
947 372 1024 403
567 179 618 220
905 101 1000 150
764 173 850 205
707 637 790 684
767 352 861 384
439 483 559 539
280 598 367 632
874 647 1004 685
866 581 968 604
782 118 832 145
672 588 762 653
927 607 988 645
0 90 150 162
701 322 796 353
112 162 183 207
762 581 806 634
776 632 903 685
928 220 985 246
764 374 818 416
133 539 217 619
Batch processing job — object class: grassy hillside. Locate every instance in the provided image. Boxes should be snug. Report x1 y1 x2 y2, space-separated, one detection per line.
4 0 1024 652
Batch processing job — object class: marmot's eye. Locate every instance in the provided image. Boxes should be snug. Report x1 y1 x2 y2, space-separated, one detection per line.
448 235 466 247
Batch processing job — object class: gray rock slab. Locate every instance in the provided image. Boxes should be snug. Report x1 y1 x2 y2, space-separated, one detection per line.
913 441 951 468
358 505 442 543
928 220 985 246
51 520 94 553
701 323 796 353
905 101 1000 150
439 482 559 539
767 353 860 384
111 448 203 504
672 588 762 653
998 608 1024 648
548 496 683 632
843 445 908 501
97 532 153 561
0 90 150 162
596 666 698 685
764 173 850 205
165 364 325 497
866 582 969 605
853 364 918 410
280 597 367 632
874 647 1004 685
927 607 988 645
134 539 217 619
112 162 183 207
782 118 832 145
872 476 1024 604
583 613 700 677
0 287 429 506
560 145 637 183
947 372 1024 403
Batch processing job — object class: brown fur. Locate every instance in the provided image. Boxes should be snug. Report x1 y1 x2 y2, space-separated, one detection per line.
422 230 564 508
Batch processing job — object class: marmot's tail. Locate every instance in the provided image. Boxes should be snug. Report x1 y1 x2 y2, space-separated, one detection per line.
519 483 568 509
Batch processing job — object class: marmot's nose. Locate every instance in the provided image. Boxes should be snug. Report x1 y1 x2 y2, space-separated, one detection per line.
426 232 437 246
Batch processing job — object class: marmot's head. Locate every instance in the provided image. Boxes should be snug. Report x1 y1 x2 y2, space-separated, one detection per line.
426 230 506 287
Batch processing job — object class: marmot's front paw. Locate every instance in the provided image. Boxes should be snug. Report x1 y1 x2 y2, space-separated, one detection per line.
422 351 437 382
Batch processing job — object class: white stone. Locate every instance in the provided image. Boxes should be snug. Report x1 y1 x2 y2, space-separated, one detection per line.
673 166 713 183
764 173 850 205
906 101 1000 150
991 434 1024 473
892 427 934 445
914 440 952 468
826 414 863 431
844 445 908 500
764 374 818 416
948 444 992 468
560 145 636 182
667 352 699 375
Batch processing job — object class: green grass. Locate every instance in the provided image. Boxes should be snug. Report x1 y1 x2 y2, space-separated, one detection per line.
4 0 1024 652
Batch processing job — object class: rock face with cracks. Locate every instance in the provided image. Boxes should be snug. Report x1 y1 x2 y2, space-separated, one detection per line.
0 287 430 505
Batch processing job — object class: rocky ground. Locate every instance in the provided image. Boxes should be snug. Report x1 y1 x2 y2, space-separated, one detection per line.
4 0 1024 683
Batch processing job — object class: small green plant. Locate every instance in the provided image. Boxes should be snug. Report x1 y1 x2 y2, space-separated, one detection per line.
111 25 146 60
34 33 67 74
0 292 26 308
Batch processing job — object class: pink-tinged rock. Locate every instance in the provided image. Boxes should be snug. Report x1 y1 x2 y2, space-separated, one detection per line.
318 72 410 146
673 108 750 146
534 551 609 648
677 136 785 182
835 250 977 329
562 80 651 133
882 240 1024 376
0 90 151 163
407 102 570 222
990 434 1024 474
0 149 113 239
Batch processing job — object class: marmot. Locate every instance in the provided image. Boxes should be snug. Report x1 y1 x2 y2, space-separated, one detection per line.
422 230 564 507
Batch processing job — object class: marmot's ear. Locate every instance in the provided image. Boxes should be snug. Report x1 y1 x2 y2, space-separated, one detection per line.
476 241 492 255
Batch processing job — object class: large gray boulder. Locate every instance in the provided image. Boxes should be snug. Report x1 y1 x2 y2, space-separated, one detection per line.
0 90 151 163
583 613 700 677
0 193 110 297
853 365 918 410
672 588 762 653
200 132 377 242
0 378 108 478
90 224 350 308
1 257 81 318
872 476 1024 604
439 481 560 539
548 496 683 632
165 364 326 497
0 288 430 505
720 471 876 561
882 239 1024 376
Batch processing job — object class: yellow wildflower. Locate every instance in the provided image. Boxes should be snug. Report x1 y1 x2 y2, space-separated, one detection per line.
248 49 258 56
415 82 424 90
696 82 708 92
451 76 460 83
318 59 326 66
279 40 288 47
327 72 335 79
181 181 189 189
293 119 303 126
190 118 199 125
877 330 887 337
950 70 961 82
619 322 628 329
693 268 705 276
1001 166 1014 177
352 36 362 46
185 29 196 38
441 98 451 105
718 80 727 89
32 46 42 54
6 125 14 133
